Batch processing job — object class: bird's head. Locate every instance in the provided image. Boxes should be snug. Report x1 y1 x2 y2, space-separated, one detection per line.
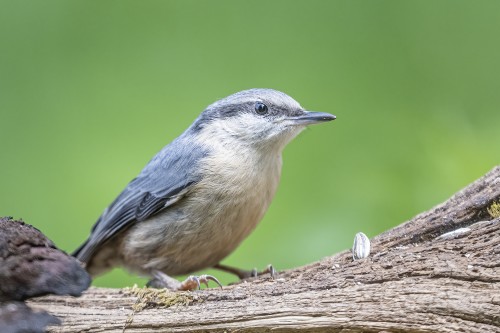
192 88 335 152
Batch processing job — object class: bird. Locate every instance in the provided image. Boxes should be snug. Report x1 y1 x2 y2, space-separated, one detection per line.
73 88 335 290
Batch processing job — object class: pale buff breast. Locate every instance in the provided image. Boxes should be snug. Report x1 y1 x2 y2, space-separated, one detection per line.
119 142 283 276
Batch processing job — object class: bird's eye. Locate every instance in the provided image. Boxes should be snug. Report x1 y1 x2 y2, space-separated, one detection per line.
255 102 268 115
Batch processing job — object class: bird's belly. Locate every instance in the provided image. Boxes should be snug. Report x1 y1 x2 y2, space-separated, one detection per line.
121 179 277 276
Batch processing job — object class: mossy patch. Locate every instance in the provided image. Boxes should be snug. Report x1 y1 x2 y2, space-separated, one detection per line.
122 285 197 331
125 284 195 311
487 200 500 218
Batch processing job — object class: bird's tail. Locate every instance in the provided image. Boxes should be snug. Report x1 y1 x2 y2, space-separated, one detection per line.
71 238 91 265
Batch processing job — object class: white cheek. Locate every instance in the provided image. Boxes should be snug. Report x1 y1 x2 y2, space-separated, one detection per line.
226 113 268 136
198 114 269 143
196 113 305 153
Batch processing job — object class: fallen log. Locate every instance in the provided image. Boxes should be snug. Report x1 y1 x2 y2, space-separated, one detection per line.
30 166 500 332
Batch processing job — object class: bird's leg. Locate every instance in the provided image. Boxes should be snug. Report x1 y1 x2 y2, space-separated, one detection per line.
147 271 222 291
213 263 276 280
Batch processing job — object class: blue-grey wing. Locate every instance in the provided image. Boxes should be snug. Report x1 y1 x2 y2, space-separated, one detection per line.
73 134 208 263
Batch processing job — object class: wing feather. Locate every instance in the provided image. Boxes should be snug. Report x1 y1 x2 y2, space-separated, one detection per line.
73 132 208 263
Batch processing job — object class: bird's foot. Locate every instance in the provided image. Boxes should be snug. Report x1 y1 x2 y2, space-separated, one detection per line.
147 271 222 291
214 263 276 280
178 274 223 291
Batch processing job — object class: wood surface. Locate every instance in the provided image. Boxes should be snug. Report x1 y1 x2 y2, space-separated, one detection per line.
29 166 500 332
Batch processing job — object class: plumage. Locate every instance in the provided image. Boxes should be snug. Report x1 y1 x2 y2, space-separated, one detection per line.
73 130 208 263
73 88 335 288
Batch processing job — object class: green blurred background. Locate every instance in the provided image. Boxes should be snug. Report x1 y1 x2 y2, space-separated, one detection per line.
1 1 499 288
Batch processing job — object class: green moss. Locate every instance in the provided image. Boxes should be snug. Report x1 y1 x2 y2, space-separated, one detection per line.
487 200 500 218
126 284 195 311
122 285 196 331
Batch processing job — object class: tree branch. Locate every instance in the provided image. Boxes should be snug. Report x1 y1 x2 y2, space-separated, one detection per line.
30 166 500 332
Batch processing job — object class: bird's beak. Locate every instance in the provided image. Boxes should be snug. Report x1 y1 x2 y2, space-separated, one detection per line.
286 111 336 126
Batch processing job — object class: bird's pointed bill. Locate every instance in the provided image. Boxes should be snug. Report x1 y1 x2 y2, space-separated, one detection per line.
286 111 336 126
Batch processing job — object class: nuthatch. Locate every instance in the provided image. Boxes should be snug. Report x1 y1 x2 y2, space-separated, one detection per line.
73 89 335 290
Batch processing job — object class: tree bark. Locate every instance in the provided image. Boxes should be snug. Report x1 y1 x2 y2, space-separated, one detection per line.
30 167 500 333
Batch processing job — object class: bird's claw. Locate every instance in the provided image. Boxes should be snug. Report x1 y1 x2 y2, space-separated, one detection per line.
250 264 276 279
179 274 223 291
265 264 277 279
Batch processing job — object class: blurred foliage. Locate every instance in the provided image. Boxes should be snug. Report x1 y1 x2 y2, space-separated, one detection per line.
1 0 499 288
